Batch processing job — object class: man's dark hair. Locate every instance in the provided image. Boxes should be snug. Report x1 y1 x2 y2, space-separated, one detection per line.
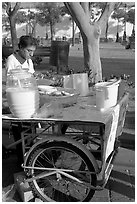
18 35 37 49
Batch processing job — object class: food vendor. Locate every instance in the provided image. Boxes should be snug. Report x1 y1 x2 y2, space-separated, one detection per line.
5 35 37 165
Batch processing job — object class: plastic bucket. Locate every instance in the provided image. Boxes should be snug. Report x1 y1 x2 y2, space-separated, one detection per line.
95 81 119 110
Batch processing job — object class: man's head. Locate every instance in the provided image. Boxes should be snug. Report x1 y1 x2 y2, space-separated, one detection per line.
18 35 37 60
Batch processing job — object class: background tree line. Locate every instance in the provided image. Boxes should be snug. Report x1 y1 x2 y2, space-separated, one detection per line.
2 2 135 83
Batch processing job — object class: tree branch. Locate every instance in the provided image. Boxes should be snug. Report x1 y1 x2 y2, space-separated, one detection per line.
64 3 80 28
98 2 115 30
5 2 11 16
80 2 90 20
114 2 122 11
64 2 91 36
11 2 21 17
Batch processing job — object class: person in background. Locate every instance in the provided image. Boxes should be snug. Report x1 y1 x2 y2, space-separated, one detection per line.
46 33 48 40
6 35 37 75
5 35 37 165
37 35 41 46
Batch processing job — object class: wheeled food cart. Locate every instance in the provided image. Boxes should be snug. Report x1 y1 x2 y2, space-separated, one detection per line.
2 90 129 202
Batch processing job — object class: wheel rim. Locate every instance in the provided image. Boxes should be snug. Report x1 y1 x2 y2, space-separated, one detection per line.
29 145 95 202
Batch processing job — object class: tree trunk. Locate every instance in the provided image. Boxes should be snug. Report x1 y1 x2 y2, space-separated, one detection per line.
5 2 21 51
131 24 135 39
50 22 54 41
26 24 29 35
116 19 119 42
64 2 115 83
9 17 18 51
81 29 102 83
72 19 75 46
31 22 37 37
88 39 102 83
64 2 102 82
105 20 109 42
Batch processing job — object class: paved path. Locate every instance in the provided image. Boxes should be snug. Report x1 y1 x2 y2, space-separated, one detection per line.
91 147 135 202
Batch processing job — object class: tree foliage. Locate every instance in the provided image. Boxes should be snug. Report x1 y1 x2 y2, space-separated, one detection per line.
126 9 135 25
36 3 61 24
111 8 125 21
3 10 27 26
36 2 64 40
111 2 135 25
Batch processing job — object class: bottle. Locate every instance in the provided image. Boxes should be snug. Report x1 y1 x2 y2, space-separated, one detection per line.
6 69 39 118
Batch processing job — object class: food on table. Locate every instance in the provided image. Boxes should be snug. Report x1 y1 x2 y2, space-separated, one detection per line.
38 85 74 97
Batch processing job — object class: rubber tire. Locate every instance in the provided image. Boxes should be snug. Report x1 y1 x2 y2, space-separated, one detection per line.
28 141 97 202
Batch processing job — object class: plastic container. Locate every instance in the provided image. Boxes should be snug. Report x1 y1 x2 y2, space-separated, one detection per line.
63 75 73 89
95 81 119 111
6 69 39 118
63 73 89 96
73 73 89 96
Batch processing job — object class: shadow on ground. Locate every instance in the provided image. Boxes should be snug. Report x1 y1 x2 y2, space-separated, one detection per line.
119 133 135 150
106 169 135 200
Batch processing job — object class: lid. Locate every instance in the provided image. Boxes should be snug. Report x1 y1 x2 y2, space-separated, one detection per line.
9 69 32 80
95 79 120 88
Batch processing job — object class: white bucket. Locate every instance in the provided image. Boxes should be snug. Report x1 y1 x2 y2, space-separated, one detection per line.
95 81 119 111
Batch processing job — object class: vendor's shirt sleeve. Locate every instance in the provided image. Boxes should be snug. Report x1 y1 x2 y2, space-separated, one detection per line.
28 59 35 74
5 55 16 74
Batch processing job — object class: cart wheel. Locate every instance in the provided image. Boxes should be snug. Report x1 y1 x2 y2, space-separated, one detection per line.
28 141 97 202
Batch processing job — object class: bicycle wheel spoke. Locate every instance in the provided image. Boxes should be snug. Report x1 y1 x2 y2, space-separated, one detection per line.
28 141 97 202
38 151 54 167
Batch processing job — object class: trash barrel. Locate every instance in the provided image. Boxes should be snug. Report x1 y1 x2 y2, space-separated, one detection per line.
2 46 13 60
50 41 70 73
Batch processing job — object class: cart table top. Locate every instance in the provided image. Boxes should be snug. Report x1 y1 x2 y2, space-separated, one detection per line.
2 92 129 126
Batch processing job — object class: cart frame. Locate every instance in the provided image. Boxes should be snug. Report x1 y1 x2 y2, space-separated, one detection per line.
2 92 129 201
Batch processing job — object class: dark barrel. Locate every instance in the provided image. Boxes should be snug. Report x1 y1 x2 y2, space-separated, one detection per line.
50 40 70 73
2 46 13 60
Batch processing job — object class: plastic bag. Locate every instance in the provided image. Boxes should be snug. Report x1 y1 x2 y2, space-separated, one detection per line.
2 184 16 202
33 101 62 118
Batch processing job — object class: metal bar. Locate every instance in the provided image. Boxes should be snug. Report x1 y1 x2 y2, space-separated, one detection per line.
26 170 57 182
21 131 25 160
6 134 31 149
22 164 99 174
57 170 83 183
30 124 52 141
105 151 115 174
26 168 104 190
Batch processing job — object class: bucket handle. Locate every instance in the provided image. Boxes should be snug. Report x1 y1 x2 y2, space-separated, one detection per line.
95 88 103 92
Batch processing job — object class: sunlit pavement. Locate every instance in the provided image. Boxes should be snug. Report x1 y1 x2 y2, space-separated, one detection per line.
91 147 135 202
